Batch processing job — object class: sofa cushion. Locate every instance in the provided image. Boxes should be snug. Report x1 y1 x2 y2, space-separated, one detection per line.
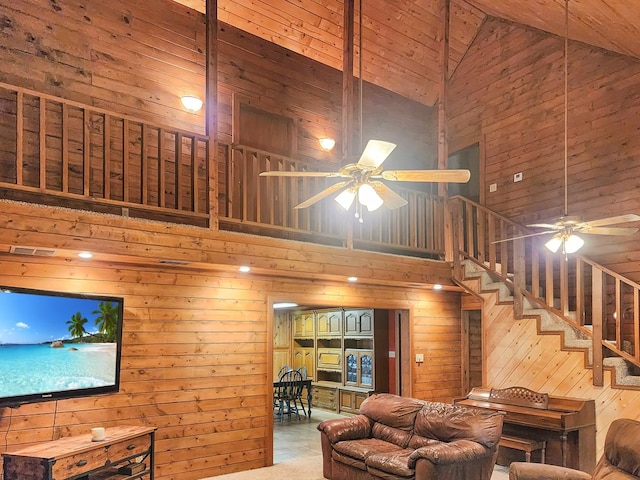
360 393 426 431
333 438 405 463
372 422 413 448
413 402 503 448
406 434 441 449
332 450 367 471
366 448 415 478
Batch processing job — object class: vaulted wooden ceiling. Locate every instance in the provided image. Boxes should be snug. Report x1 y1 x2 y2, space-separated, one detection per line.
173 0 640 107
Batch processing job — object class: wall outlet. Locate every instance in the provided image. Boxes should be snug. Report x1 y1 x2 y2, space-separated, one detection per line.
415 353 424 363
489 183 497 192
514 172 523 182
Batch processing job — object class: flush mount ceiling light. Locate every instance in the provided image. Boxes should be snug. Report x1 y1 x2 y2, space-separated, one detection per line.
273 302 298 309
319 137 336 151
239 266 251 273
180 95 203 113
433 284 443 290
348 276 358 282
77 251 93 259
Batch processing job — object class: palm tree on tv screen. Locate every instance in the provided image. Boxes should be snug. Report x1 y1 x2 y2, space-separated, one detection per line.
66 311 88 339
92 301 119 342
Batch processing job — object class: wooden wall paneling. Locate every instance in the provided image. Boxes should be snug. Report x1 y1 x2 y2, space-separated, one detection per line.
448 17 640 283
0 248 462 480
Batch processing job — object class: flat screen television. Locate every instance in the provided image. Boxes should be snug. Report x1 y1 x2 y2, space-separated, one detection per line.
0 285 123 407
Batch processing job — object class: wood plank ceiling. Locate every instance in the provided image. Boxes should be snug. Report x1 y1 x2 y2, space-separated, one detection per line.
174 0 640 107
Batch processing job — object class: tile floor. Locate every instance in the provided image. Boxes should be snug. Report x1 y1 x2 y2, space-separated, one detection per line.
272 407 509 479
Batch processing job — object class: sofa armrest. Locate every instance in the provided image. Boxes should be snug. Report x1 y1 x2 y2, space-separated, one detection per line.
317 415 372 444
508 462 592 480
408 440 490 468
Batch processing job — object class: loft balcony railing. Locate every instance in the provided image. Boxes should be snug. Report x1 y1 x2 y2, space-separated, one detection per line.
0 82 210 226
450 195 640 386
0 82 446 258
219 144 446 258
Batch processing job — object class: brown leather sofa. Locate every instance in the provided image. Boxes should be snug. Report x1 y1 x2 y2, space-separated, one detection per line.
509 418 640 480
317 393 505 480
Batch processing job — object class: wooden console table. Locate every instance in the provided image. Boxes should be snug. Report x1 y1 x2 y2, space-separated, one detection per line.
2 425 156 480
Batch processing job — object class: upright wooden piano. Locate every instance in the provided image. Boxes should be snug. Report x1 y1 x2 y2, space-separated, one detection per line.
454 386 596 473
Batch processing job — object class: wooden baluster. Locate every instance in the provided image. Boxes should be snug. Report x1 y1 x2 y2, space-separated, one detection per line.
190 136 197 213
501 220 509 280
476 208 485 264
141 124 148 206
104 114 111 200
592 268 604 386
575 259 584 326
175 132 182 210
545 254 554 308
531 242 540 299
62 104 69 193
39 97 46 190
83 109 91 196
513 238 525 319
488 213 496 271
123 119 129 203
16 91 23 186
465 202 475 259
159 128 166 208
560 255 569 317
615 278 622 351
634 289 639 363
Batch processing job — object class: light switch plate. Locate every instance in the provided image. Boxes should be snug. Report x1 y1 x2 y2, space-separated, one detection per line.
415 353 424 363
514 172 523 182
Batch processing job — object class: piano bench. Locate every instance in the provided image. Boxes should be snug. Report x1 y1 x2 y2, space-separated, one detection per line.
499 435 546 463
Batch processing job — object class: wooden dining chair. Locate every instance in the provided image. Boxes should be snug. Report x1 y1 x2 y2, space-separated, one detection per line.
274 369 303 421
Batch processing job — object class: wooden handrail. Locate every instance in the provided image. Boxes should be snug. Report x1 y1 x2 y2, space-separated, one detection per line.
450 195 640 385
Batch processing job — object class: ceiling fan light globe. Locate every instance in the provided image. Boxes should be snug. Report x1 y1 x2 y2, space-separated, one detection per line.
564 234 584 254
545 235 563 253
335 188 356 210
358 183 384 211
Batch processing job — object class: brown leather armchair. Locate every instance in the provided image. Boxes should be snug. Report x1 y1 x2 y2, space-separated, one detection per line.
509 418 640 480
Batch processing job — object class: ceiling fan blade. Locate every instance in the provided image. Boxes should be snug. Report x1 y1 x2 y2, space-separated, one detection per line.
579 213 640 228
581 226 640 236
294 181 352 209
369 181 408 209
527 223 563 230
260 171 341 178
380 169 471 183
357 140 397 169
491 231 556 244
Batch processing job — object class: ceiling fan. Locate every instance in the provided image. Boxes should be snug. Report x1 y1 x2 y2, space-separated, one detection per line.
259 140 471 212
259 0 470 220
498 0 640 254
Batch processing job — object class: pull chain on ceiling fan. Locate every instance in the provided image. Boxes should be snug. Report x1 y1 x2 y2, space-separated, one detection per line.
259 0 470 221
501 0 640 254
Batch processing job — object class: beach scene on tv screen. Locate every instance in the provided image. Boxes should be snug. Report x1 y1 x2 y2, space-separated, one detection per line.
0 289 120 398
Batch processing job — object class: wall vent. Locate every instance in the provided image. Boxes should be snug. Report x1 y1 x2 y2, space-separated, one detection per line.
158 259 191 266
10 246 57 257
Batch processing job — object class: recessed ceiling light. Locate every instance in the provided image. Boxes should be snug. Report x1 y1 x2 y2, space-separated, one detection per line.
274 302 298 309
239 266 251 273
433 284 443 290
348 276 358 282
78 251 93 259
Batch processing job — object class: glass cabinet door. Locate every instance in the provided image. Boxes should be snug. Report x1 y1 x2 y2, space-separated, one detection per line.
345 352 358 384
359 353 373 387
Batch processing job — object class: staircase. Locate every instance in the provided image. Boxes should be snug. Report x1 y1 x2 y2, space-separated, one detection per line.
450 197 640 391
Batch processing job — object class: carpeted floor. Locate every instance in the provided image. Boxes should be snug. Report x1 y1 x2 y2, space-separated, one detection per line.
203 456 509 480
